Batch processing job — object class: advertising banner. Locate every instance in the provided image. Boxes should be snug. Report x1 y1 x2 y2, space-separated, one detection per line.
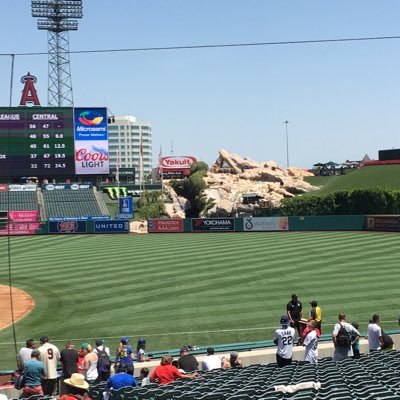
74 107 109 175
9 184 37 191
192 218 235 232
148 219 184 233
48 220 87 233
0 222 40 236
119 197 133 214
94 220 130 233
48 215 110 222
43 183 93 190
365 215 400 231
9 211 39 222
243 217 289 231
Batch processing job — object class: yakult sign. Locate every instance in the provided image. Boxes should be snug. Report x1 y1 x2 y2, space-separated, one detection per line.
74 108 109 174
159 156 197 178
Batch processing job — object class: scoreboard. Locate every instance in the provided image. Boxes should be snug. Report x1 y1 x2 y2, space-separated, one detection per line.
0 107 75 177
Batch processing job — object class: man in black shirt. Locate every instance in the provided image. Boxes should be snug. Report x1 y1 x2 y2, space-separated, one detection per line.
286 293 303 337
178 347 199 372
60 342 79 394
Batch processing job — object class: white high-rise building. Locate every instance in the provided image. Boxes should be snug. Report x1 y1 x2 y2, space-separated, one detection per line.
108 115 153 182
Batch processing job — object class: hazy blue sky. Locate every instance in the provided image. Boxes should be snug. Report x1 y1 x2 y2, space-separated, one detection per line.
1 1 399 168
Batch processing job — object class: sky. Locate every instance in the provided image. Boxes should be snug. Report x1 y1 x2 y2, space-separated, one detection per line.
1 0 400 169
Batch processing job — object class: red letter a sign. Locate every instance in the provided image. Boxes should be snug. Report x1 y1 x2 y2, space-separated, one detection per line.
19 72 41 106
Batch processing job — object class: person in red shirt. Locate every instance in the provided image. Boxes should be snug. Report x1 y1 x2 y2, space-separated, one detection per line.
60 373 92 400
150 355 198 385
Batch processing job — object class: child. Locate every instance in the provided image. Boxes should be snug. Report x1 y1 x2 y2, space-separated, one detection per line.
140 368 150 387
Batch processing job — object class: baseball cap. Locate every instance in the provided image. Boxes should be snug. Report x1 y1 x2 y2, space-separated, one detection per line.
280 315 290 325
230 351 239 358
138 338 146 344
40 336 48 343
206 347 214 354
310 300 317 306
81 342 89 349
121 337 130 343
180 346 189 353
31 349 40 358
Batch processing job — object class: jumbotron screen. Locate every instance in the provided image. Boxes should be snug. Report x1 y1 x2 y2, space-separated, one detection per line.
0 107 75 176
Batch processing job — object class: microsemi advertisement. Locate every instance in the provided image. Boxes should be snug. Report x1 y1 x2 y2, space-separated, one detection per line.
74 107 109 174
192 218 235 232
148 219 183 233
243 217 289 231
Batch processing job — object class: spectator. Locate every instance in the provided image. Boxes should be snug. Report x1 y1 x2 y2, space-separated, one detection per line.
105 363 137 391
18 339 36 371
60 342 79 379
299 319 321 346
178 346 199 372
81 344 98 383
367 314 384 351
308 300 322 333
93 339 111 383
61 373 92 400
115 337 135 375
303 320 319 364
287 294 303 337
351 322 361 359
202 347 221 371
20 349 45 399
151 355 198 385
274 315 296 368
136 338 151 362
77 343 88 375
229 352 243 368
37 335 60 396
332 312 360 362
140 368 150 387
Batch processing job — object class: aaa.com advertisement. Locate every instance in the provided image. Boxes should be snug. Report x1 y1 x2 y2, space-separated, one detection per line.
148 219 183 233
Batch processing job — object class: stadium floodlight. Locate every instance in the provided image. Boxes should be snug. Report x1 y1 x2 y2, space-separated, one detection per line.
32 0 83 107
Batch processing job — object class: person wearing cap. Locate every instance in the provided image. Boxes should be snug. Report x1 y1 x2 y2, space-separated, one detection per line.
78 343 89 375
21 349 45 398
308 300 322 333
37 335 60 396
303 320 319 364
81 344 98 383
273 315 296 368
136 338 151 363
201 347 221 371
60 373 91 400
287 294 303 338
150 355 198 385
115 337 135 375
178 346 199 372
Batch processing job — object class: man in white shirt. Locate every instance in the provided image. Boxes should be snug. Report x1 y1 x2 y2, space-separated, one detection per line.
93 338 111 383
273 315 296 368
332 313 360 362
37 335 60 396
202 347 221 371
303 320 318 363
18 338 36 370
367 314 383 351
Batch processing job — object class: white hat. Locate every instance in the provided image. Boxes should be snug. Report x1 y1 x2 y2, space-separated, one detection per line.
64 373 89 390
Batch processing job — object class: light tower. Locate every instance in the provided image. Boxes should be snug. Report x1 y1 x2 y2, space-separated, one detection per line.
32 0 83 107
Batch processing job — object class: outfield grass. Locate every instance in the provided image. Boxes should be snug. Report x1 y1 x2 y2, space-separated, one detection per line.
0 232 399 370
304 165 400 194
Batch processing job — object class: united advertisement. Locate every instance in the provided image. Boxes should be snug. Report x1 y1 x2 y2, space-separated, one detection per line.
74 108 109 175
148 219 183 233
94 220 129 233
243 217 289 231
192 218 235 232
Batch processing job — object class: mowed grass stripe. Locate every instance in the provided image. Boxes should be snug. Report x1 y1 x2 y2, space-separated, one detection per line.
0 232 399 370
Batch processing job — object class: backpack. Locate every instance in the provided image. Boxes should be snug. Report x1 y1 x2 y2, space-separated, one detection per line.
14 371 25 390
336 323 351 348
96 347 111 372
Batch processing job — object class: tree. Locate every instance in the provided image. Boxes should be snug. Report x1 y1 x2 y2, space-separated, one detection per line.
190 161 209 174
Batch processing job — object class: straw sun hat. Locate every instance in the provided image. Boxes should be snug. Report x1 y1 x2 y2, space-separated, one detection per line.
64 373 89 390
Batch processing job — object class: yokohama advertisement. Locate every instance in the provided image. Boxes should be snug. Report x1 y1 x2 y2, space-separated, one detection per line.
0 222 40 236
192 218 235 232
243 217 289 231
148 219 183 233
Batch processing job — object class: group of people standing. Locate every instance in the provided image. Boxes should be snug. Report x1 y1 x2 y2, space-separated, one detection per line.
274 293 394 368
